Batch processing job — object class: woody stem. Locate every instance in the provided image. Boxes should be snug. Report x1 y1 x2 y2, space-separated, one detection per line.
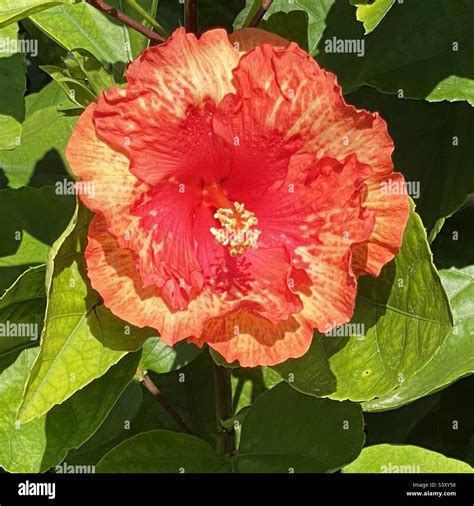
87 0 166 43
211 359 236 456
248 0 273 27
184 0 199 34
139 370 193 434
124 0 167 37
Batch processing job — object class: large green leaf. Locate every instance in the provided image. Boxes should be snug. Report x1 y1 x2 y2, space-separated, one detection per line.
120 0 159 59
96 430 231 473
432 200 474 269
0 186 75 290
406 377 474 462
97 382 364 473
18 205 151 423
0 24 26 150
76 351 218 464
147 351 217 445
364 393 442 446
0 81 76 188
0 348 140 473
275 207 453 402
342 444 473 473
0 265 46 358
30 0 158 72
139 337 202 375
364 266 474 411
236 382 364 472
351 0 394 34
316 0 474 104
347 87 474 233
234 0 335 55
0 0 71 27
259 11 309 52
65 381 145 466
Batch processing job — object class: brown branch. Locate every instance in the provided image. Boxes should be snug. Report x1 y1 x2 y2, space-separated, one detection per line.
141 372 193 435
184 0 199 34
248 0 273 27
87 0 165 43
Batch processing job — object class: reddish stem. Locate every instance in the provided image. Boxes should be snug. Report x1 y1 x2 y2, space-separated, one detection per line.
249 0 274 27
87 0 165 43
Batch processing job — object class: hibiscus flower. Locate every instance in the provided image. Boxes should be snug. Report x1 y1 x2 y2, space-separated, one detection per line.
66 27 409 367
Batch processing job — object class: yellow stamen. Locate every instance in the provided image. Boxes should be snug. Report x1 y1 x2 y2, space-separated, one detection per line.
210 202 261 257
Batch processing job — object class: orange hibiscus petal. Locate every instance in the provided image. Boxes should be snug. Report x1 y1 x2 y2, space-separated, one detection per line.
228 28 291 53
85 213 213 344
224 41 407 276
203 310 313 367
352 172 410 276
66 104 202 310
93 28 240 187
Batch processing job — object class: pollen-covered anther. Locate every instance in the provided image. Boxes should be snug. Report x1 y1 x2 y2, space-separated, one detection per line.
210 201 262 256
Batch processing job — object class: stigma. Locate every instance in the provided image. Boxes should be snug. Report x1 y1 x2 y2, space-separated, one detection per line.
210 202 261 257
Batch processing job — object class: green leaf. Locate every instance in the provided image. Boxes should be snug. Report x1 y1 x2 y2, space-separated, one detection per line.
260 11 309 51
40 65 98 108
18 205 151 423
432 201 474 269
96 383 364 473
347 86 474 233
0 81 76 188
231 368 267 414
30 0 158 74
120 0 159 58
65 381 144 466
316 0 474 104
275 206 453 402
73 354 219 466
0 186 75 291
139 337 202 374
364 266 474 411
342 444 473 473
0 24 26 150
364 393 442 445
0 0 71 27
0 265 46 358
236 382 364 472
234 0 335 55
40 47 116 107
200 0 245 32
352 0 394 34
147 351 217 445
96 430 231 473
0 349 140 473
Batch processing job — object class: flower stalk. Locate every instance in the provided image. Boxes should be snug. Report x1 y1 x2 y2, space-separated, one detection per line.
139 369 193 435
248 0 274 27
86 0 166 43
124 0 168 38
184 0 199 34
211 359 236 456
